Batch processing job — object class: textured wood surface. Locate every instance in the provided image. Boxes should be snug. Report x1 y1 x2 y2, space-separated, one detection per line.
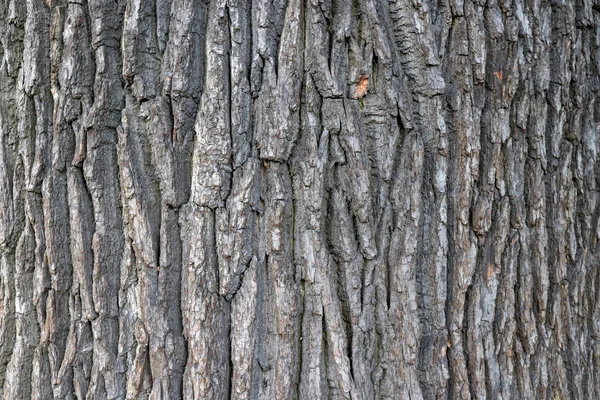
0 0 599 398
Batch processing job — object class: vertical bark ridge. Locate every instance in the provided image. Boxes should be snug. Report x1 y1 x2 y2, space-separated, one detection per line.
0 0 599 399
0 0 26 396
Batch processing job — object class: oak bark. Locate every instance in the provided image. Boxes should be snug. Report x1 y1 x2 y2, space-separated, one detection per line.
1 0 599 399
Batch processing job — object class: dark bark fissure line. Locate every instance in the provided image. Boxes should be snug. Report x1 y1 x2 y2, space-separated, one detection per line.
0 0 599 398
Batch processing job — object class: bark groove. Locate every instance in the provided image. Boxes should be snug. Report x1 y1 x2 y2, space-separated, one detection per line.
0 0 599 399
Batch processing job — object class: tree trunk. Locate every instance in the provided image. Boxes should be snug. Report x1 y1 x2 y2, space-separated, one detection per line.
0 0 599 399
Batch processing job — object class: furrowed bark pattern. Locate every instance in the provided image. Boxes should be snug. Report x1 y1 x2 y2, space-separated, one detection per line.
0 0 599 399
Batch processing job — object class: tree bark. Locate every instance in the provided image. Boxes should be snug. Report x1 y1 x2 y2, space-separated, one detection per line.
0 0 599 399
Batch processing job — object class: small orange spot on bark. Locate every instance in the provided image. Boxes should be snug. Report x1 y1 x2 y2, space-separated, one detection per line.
494 71 503 81
354 76 369 99
486 263 494 284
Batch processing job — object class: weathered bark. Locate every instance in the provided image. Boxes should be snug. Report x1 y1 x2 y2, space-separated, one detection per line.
1 0 599 399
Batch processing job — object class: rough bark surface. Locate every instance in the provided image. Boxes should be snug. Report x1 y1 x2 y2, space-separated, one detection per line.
1 0 599 399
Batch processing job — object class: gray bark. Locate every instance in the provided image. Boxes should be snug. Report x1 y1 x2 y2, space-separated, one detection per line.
0 0 599 399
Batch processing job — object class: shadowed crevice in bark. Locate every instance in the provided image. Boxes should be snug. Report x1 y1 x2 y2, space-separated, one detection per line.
0 0 599 399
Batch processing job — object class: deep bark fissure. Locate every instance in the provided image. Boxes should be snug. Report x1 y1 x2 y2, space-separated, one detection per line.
1 0 600 399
